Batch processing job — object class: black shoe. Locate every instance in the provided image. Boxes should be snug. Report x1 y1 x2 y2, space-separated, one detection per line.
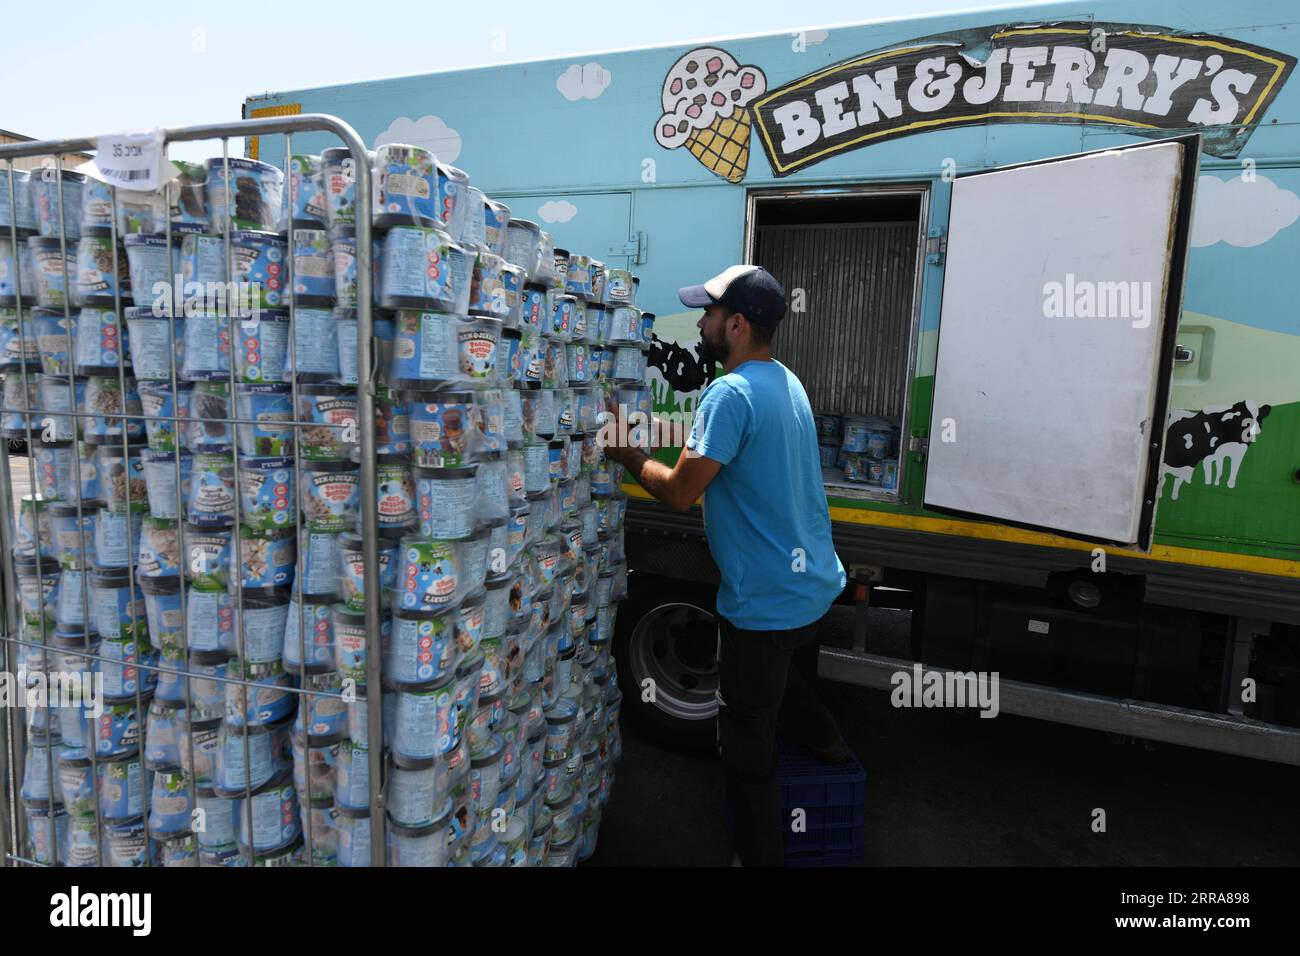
810 737 855 765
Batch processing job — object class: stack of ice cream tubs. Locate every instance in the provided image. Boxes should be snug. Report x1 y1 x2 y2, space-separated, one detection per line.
3 142 635 866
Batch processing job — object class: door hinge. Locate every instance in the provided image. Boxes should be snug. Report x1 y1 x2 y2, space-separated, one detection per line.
608 231 647 265
908 434 929 457
926 226 946 265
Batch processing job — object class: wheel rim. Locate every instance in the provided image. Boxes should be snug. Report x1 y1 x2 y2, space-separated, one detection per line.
626 602 719 722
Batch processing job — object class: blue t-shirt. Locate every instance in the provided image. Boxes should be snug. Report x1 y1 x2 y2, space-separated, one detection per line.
686 359 846 630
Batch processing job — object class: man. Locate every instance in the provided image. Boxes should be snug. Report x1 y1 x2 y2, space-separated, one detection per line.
603 264 850 866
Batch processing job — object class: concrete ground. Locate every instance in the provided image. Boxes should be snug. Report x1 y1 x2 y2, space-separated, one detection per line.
588 605 1300 867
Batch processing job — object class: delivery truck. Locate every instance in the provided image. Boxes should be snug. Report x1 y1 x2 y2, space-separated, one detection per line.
245 0 1300 761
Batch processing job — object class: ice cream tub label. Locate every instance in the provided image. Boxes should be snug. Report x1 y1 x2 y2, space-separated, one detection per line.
322 147 359 229
399 538 459 611
181 312 232 381
380 225 453 310
300 528 342 596
225 658 292 727
300 459 359 532
389 309 457 386
388 606 458 685
229 231 287 309
373 144 439 228
236 773 301 852
297 387 357 459
188 450 236 526
285 307 338 381
457 316 501 380
234 311 289 383
282 594 335 671
94 508 142 570
186 585 234 652
138 514 181 577
125 309 183 381
337 531 397 611
139 381 191 452
407 390 473 468
207 157 284 232
290 228 334 301
239 455 296 531
393 674 458 764
233 382 292 457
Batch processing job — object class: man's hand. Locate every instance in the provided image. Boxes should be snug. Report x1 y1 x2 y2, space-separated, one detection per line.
598 397 721 511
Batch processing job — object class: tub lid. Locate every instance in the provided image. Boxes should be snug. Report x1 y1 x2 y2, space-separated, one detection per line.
238 454 294 471
545 782 575 811
459 590 485 611
389 667 456 695
90 566 139 586
299 457 359 473
485 573 512 591
334 801 370 820
470 734 505 766
139 575 181 596
237 584 292 607
411 463 478 480
401 387 476 404
392 602 457 622
545 698 578 723
457 647 485 677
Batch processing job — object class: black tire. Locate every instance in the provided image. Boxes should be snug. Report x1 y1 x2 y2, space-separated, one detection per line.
613 571 720 756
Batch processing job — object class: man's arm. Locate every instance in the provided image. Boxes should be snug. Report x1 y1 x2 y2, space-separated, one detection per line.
610 444 721 512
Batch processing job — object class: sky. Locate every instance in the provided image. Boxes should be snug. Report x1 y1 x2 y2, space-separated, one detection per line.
0 0 1008 163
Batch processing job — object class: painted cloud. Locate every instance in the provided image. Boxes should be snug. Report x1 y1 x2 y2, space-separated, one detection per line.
557 63 612 101
1192 173 1300 247
538 200 577 224
373 115 462 163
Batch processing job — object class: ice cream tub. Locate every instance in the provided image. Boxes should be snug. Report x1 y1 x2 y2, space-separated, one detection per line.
14 555 59 624
81 373 145 443
90 567 147 642
191 781 237 853
214 721 275 793
501 263 524 327
328 227 381 310
337 530 397 612
26 237 76 311
238 455 296 531
180 230 226 286
121 234 180 310
607 306 643 345
187 450 235 526
137 513 181 578
505 219 542 279
1 308 42 369
291 736 339 803
180 311 232 380
94 629 156 700
469 251 507 318
235 768 301 853
570 300 590 343
436 163 468 237
611 345 647 383
397 536 459 611
123 308 181 380
49 501 96 569
299 458 359 532
373 144 439 230
294 669 348 740
334 310 359 385
232 382 292 457
206 157 284 233
96 442 148 514
148 768 195 836
143 697 186 769
235 585 292 664
549 294 576 343
283 154 328 230
818 443 840 468
373 454 417 535
182 523 231 589
0 241 36 309
456 315 501 380
138 381 191 452
296 385 357 459
184 583 234 652
519 282 547 330
96 758 151 827
299 528 343 596
15 493 53 560
224 657 293 728
31 438 74 500
388 308 457 388
94 507 141 570
284 306 338 381
387 803 452 868
380 225 453 310
282 594 336 672
0 168 36 232
392 670 458 766
322 147 361 229
842 452 869 483
388 604 459 685
29 309 75 376
234 310 289 383
495 326 523 386
331 606 382 684
73 233 126 308
94 697 145 759
388 756 452 827
229 231 287 309
407 389 473 468
30 168 85 239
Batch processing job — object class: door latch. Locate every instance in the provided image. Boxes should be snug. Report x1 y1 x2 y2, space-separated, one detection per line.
925 226 946 265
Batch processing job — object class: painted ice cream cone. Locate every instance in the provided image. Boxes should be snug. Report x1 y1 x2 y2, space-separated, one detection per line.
656 48 766 184
683 104 753 184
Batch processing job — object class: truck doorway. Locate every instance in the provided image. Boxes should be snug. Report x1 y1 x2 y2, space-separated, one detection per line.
746 186 927 500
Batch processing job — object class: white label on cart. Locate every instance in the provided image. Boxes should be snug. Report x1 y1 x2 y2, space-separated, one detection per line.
1027 620 1050 635
94 129 170 191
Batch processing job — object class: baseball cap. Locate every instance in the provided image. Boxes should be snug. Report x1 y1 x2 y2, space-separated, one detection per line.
678 265 787 327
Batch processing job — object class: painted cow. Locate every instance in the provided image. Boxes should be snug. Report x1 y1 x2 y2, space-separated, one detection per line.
1161 400 1271 500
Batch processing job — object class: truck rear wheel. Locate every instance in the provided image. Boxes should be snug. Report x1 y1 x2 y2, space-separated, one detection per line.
613 572 719 755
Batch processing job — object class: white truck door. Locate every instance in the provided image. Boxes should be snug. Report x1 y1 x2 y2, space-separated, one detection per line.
924 136 1199 549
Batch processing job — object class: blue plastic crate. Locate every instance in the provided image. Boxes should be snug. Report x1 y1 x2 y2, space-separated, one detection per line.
776 737 866 866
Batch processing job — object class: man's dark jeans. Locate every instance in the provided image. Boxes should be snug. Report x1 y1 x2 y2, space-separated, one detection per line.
717 612 842 866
